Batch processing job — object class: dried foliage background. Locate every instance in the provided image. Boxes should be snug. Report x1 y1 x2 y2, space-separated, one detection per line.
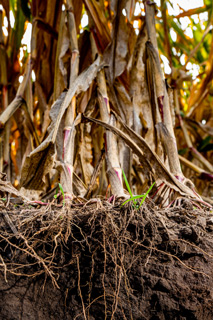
0 2 213 319
0 0 212 205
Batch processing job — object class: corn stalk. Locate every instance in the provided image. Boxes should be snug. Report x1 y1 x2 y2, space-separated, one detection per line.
144 1 185 183
59 0 79 197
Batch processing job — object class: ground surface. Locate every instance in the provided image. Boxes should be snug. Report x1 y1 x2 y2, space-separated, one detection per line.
0 199 213 320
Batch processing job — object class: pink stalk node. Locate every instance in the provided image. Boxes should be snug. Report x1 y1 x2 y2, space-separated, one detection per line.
67 165 72 177
175 175 184 182
62 129 71 160
114 169 121 182
108 195 115 203
3 86 8 107
104 97 108 106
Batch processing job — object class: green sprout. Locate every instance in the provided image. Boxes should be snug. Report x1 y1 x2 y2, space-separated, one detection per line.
122 169 137 206
54 183 65 205
54 187 59 199
59 183 65 205
121 169 155 209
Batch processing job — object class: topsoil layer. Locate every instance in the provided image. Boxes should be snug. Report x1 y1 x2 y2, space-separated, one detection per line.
0 199 213 320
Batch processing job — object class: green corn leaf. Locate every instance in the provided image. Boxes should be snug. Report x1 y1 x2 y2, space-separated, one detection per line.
170 20 186 40
9 0 16 14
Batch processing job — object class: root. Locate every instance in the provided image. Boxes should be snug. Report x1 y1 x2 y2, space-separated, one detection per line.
0 200 212 318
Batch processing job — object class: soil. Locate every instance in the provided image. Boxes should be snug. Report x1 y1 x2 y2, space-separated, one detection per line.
0 199 213 320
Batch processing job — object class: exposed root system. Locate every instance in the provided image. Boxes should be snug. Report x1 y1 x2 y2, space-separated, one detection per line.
0 200 213 319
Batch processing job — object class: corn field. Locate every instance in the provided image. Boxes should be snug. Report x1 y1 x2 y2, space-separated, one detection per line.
0 0 212 206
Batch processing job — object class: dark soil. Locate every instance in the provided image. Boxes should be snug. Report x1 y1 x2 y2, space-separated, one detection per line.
0 199 213 320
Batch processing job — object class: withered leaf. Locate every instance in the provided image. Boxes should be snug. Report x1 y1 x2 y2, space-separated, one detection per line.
84 115 198 199
20 57 102 190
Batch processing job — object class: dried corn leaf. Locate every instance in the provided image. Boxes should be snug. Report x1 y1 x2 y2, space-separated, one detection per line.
0 174 29 201
54 10 70 98
85 115 198 198
125 0 136 21
187 41 213 114
0 59 32 128
186 118 213 136
130 25 154 144
20 57 102 190
105 0 129 81
84 0 111 51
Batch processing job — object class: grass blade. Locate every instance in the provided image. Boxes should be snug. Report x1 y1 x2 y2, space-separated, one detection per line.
139 182 156 208
122 169 133 197
122 169 138 206
121 182 156 208
121 194 146 207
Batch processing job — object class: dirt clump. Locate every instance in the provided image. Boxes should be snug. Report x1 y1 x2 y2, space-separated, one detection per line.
0 200 213 319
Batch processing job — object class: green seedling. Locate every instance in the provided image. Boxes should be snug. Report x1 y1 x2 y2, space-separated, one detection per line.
122 169 155 209
54 184 65 206
121 182 156 208
54 186 59 199
58 183 65 205
122 169 137 206
138 182 155 208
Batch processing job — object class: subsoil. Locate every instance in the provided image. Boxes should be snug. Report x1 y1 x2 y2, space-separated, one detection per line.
0 198 213 320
